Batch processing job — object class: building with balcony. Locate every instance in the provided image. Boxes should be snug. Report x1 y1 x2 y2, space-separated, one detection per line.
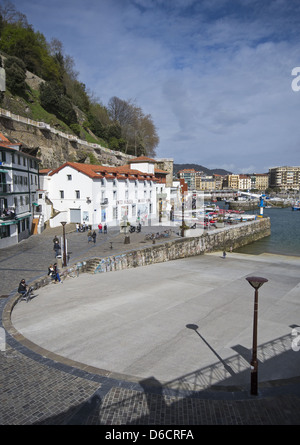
39 157 168 229
253 173 269 191
238 174 251 191
0 133 39 248
177 169 197 190
195 176 216 191
222 174 239 190
269 166 300 191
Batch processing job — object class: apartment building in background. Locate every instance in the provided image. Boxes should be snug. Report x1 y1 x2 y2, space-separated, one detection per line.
269 166 300 191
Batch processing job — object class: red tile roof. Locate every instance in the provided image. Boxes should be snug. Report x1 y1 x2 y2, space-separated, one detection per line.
0 132 21 149
39 168 52 175
49 162 159 181
130 156 157 163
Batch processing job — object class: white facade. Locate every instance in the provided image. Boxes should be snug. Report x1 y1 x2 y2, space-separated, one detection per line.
238 175 252 191
41 162 160 229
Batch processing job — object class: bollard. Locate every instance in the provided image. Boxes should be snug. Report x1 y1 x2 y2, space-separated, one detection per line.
56 255 63 269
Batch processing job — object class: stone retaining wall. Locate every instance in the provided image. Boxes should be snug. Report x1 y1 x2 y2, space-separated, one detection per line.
11 218 270 303
88 218 271 274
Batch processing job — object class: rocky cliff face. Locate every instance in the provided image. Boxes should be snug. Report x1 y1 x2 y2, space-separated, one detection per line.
0 65 134 168
0 114 132 169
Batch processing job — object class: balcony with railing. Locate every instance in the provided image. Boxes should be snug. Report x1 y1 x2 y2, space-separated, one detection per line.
0 210 16 223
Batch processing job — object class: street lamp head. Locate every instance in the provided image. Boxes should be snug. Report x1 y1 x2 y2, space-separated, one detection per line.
246 276 268 290
60 221 67 226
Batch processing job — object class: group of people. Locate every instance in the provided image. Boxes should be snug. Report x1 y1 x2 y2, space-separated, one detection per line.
76 222 108 234
86 223 109 243
75 222 91 232
97 223 107 234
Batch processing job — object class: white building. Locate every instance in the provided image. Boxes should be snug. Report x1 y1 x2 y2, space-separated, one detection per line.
39 157 168 229
0 133 39 248
238 174 252 191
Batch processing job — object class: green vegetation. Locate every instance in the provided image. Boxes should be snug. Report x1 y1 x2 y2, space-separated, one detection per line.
4 55 27 95
0 1 159 157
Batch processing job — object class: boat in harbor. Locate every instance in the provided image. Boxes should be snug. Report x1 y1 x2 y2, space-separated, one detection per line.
292 201 300 211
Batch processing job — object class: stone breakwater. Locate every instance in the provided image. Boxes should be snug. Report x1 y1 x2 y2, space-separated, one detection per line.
88 218 271 274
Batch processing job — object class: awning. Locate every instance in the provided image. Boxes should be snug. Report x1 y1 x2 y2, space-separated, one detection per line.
15 212 32 221
32 202 39 206
1 220 17 226
0 170 9 173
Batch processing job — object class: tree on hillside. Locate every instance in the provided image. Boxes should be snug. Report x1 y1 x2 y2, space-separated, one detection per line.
39 81 77 126
0 22 61 81
0 3 160 157
4 55 27 95
107 96 159 157
0 0 28 26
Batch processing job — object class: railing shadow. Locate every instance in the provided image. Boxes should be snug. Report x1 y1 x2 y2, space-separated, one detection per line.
84 330 299 425
29 328 300 425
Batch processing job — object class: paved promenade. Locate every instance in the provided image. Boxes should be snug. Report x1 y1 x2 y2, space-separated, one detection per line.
1 225 300 425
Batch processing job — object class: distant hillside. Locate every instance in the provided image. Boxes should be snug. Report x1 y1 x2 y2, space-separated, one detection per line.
173 163 232 176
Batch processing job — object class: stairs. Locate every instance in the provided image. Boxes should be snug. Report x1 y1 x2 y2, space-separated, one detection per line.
85 258 102 273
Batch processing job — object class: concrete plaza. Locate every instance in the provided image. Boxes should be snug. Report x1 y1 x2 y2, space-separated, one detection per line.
1 225 300 424
10 251 300 388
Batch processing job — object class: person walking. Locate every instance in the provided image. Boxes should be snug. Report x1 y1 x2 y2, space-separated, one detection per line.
53 263 63 284
53 241 61 257
103 224 107 234
87 229 92 243
92 230 97 244
98 223 102 233
53 235 59 245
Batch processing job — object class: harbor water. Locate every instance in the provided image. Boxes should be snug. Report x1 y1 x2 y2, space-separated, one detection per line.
233 206 300 257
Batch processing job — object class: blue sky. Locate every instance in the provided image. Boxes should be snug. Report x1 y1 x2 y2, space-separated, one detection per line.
10 0 300 173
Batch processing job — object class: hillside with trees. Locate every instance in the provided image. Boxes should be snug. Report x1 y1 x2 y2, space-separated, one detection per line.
173 164 232 176
0 1 159 160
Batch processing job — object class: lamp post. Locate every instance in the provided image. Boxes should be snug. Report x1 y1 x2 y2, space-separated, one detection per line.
60 221 67 267
179 180 188 237
159 198 162 223
245 276 268 395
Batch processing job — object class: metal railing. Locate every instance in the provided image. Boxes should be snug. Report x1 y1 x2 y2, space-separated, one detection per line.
0 107 134 159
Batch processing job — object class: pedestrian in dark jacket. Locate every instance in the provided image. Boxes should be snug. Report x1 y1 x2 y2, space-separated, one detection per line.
53 241 61 257
53 263 62 283
18 279 27 295
92 230 97 243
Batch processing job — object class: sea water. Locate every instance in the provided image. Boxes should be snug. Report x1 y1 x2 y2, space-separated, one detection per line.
234 206 300 257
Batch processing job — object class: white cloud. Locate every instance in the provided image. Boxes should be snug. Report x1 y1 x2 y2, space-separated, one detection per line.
11 0 300 172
